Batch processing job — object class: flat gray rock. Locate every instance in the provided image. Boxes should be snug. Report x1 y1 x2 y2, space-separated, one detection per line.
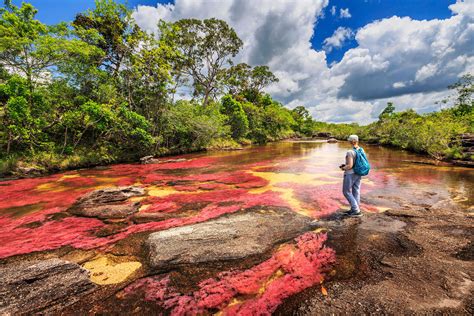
146 209 317 269
0 258 96 314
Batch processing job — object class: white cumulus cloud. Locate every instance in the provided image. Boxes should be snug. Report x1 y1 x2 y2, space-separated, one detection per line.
132 0 474 124
323 27 354 52
339 8 351 19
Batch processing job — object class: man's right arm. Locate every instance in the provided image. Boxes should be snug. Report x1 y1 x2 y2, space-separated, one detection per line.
343 152 353 171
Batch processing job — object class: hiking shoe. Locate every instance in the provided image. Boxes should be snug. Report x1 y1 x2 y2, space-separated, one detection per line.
344 210 363 217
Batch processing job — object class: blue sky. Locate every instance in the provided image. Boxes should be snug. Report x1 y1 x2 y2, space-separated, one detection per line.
312 0 457 63
9 0 457 65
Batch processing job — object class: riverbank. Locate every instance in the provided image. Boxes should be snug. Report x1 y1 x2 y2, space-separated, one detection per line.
0 138 247 180
3 136 471 181
279 189 473 314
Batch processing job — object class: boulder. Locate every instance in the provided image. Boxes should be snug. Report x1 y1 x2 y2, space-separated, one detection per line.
146 209 318 269
72 203 141 219
68 186 144 219
0 259 96 314
140 155 155 164
140 156 188 164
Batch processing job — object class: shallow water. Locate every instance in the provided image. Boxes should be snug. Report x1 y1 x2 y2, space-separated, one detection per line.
1 141 472 314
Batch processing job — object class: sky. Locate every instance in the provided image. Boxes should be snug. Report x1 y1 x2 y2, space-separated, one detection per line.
7 0 474 124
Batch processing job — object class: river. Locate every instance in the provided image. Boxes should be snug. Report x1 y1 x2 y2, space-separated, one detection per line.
0 141 472 314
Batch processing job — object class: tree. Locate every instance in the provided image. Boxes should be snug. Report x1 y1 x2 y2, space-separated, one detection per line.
449 73 473 116
221 95 249 139
224 63 278 102
250 66 278 94
0 0 98 105
120 26 175 122
291 106 313 136
162 18 243 106
72 0 137 78
378 102 395 120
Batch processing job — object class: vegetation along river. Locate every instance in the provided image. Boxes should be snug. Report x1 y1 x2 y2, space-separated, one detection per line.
0 141 473 314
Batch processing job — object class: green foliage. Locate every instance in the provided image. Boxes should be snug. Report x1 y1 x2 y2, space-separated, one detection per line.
291 106 314 136
0 0 323 175
221 95 249 140
162 18 243 106
449 74 473 116
159 100 229 153
312 75 473 161
378 102 395 120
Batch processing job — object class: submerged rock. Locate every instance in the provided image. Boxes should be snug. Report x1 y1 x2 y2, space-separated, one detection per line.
140 156 188 164
68 186 144 219
0 258 95 314
327 138 338 143
146 208 318 269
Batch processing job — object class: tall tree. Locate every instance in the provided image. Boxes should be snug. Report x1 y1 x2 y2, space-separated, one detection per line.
378 102 395 120
72 0 137 78
0 0 96 102
449 74 473 116
162 18 243 106
224 63 278 102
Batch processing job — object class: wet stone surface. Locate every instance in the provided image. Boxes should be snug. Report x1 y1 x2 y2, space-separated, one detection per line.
0 258 96 314
68 186 144 219
146 207 318 269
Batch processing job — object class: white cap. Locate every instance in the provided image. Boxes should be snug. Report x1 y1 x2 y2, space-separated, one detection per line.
347 135 359 142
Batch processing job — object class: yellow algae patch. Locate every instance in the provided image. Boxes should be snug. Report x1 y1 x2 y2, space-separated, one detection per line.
248 170 341 217
139 204 151 211
129 196 148 203
61 174 80 179
250 171 339 187
147 186 180 197
147 185 205 197
83 256 142 285
36 181 68 192
258 269 284 294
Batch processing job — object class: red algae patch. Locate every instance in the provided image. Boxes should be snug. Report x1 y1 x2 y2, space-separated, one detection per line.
0 208 105 259
124 232 335 315
0 147 389 260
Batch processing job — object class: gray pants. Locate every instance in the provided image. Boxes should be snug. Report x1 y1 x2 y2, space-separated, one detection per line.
343 173 361 212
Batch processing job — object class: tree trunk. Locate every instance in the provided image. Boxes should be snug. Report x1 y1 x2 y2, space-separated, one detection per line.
61 127 68 155
203 89 211 107
6 131 12 155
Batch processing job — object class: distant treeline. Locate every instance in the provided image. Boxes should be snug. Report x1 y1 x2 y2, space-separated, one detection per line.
313 74 473 161
0 0 313 175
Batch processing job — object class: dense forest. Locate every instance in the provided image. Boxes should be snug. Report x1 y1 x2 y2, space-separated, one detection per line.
0 0 472 176
0 0 311 175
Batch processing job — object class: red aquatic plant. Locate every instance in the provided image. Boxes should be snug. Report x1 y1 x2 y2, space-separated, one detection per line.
124 232 335 316
0 207 104 258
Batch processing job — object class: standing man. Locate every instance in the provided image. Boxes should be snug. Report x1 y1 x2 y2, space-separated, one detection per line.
339 135 363 217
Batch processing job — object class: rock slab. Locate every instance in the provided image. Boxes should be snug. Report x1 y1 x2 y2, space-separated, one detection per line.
69 186 144 219
146 209 317 269
0 258 96 314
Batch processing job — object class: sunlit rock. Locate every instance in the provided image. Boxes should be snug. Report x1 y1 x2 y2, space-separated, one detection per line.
0 259 95 314
68 186 144 219
146 208 319 269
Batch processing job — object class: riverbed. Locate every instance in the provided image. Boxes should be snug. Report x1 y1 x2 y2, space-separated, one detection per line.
1 141 472 314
